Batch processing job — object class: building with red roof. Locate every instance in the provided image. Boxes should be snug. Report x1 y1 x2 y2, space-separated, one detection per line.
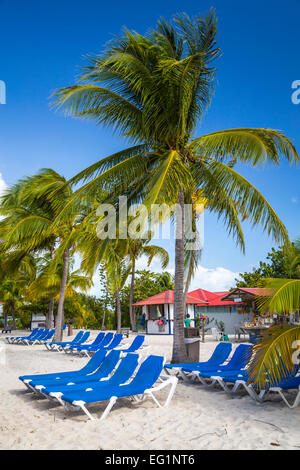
133 290 201 335
133 288 254 335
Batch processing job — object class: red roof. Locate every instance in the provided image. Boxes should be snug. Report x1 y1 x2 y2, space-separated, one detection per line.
234 288 270 296
189 288 244 307
133 290 203 306
221 287 271 301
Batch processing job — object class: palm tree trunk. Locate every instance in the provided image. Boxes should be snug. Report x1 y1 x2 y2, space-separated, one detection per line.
46 244 55 329
129 261 137 332
4 309 8 328
116 288 122 333
53 248 69 342
171 188 188 363
11 303 16 329
101 302 107 330
46 298 55 329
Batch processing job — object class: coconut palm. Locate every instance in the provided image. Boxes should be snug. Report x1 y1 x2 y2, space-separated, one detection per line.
0 250 38 327
0 169 88 341
52 11 299 362
103 244 132 333
0 279 24 328
26 254 93 328
246 277 300 390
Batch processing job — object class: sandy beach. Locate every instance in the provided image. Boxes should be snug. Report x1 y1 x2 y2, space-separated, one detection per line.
1 331 300 450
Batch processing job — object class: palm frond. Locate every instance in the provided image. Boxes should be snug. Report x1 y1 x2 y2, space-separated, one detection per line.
194 159 289 246
190 128 299 166
257 278 300 313
247 325 300 390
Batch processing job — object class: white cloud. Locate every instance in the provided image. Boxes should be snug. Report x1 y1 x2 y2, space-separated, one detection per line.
189 266 240 292
136 256 239 293
291 197 298 204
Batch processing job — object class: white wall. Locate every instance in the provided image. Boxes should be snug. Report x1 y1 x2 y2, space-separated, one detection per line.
204 311 253 335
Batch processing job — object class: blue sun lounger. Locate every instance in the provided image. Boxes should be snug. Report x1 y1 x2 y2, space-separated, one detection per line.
49 354 140 408
27 329 55 345
45 331 88 351
96 334 123 351
117 335 148 354
19 348 108 390
6 328 41 344
64 332 105 354
217 363 300 405
70 332 115 356
179 344 252 383
39 352 138 397
32 349 121 393
22 329 47 345
164 343 233 374
51 355 178 420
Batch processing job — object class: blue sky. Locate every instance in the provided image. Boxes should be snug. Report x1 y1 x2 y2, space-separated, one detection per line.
0 0 299 293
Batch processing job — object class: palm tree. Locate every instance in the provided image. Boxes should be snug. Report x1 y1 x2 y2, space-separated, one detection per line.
246 276 300 390
26 256 93 328
0 169 87 341
103 244 131 333
0 279 24 328
127 239 169 331
0 251 38 327
52 11 299 362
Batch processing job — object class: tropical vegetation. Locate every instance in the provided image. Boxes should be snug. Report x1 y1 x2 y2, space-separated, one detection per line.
51 10 299 362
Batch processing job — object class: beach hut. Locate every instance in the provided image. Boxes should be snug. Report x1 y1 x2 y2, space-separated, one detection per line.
190 288 254 334
133 290 201 335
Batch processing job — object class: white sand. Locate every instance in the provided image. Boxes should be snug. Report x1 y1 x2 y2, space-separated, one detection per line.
1 331 300 450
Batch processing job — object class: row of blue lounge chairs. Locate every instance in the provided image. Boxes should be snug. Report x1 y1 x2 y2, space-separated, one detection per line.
164 343 300 409
44 331 149 356
19 350 178 421
6 328 55 345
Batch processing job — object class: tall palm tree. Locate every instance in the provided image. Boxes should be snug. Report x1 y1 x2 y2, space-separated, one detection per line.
0 169 87 341
52 11 299 362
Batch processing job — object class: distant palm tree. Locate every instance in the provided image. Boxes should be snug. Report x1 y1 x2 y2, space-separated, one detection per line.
0 251 37 327
53 11 299 362
103 244 132 333
0 169 88 341
26 258 93 327
0 279 24 328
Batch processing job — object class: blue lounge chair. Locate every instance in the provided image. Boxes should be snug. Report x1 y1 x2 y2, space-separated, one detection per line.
29 329 55 345
266 376 300 408
224 362 300 404
164 343 233 373
96 333 123 351
180 344 252 383
117 335 148 354
22 329 47 345
49 353 140 405
33 349 121 393
70 332 115 356
66 332 105 355
58 331 91 351
82 332 116 356
6 328 41 344
19 348 107 390
52 355 178 420
45 330 87 351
